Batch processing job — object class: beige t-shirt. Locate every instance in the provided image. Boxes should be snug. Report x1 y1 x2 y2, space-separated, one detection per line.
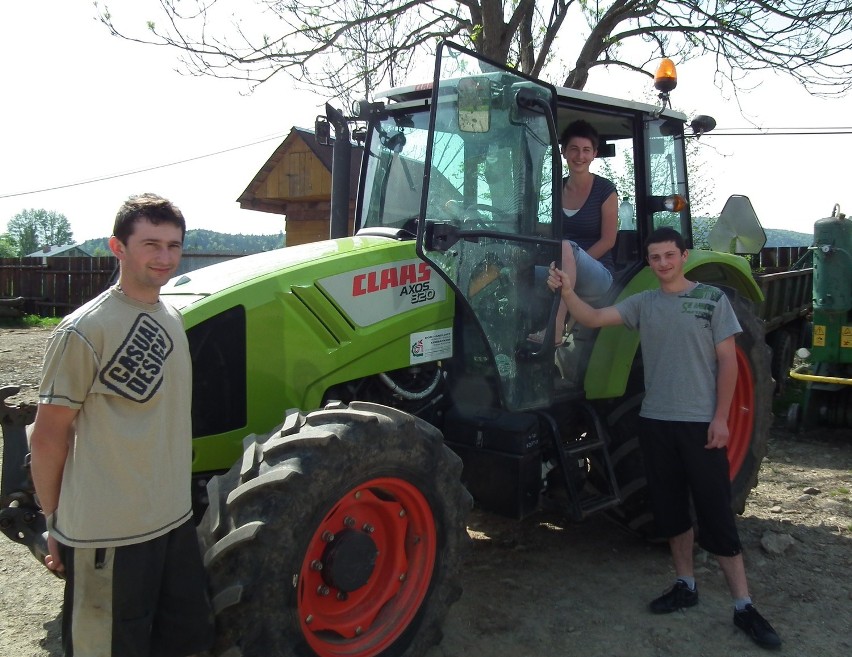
39 287 193 548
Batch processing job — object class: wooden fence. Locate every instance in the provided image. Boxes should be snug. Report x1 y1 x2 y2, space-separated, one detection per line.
752 245 811 271
0 253 247 318
0 256 116 317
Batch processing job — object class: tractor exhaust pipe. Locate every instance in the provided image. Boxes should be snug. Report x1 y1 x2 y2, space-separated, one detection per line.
326 103 351 240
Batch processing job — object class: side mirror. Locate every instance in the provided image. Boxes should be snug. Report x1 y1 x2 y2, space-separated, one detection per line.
315 116 331 146
690 115 716 138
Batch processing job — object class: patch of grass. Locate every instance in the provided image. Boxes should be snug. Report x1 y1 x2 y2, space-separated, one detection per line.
0 314 62 329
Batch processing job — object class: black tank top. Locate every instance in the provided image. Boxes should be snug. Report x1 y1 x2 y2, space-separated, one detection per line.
563 174 617 271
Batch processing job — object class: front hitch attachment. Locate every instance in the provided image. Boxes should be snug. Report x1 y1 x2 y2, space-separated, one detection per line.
0 385 49 565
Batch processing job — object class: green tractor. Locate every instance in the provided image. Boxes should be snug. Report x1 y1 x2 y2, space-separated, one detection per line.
1 43 773 657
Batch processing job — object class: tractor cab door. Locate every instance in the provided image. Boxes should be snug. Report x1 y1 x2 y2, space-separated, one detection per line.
416 42 562 411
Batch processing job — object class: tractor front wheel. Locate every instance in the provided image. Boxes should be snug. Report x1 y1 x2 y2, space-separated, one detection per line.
198 401 471 657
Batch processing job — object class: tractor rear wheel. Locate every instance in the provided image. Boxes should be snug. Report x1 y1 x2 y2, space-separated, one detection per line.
198 401 471 657
726 292 774 513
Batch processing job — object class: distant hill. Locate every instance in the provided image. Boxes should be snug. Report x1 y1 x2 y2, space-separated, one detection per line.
763 228 812 248
80 229 285 256
77 225 808 256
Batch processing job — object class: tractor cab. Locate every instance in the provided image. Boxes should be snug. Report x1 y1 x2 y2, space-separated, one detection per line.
354 42 700 414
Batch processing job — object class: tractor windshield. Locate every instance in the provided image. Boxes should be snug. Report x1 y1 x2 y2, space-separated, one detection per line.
360 110 439 235
359 89 556 242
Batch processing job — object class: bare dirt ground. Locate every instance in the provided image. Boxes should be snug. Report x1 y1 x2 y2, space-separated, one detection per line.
1 326 851 657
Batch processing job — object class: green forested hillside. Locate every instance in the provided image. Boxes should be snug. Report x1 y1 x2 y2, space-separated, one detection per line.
763 228 813 247
78 225 807 257
81 230 285 256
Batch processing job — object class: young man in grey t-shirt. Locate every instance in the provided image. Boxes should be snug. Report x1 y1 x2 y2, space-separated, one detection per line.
548 226 781 650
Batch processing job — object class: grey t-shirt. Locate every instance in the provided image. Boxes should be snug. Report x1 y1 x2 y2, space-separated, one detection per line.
615 283 742 422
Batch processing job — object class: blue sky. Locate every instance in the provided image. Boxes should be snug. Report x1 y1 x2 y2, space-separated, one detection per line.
2 1 849 243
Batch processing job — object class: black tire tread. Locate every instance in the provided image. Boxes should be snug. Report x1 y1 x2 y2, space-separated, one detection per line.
199 401 471 657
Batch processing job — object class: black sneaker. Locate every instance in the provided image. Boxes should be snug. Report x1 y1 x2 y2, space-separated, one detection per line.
734 604 782 649
649 580 698 614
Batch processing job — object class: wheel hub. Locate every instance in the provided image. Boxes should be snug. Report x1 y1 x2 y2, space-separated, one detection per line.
321 529 378 592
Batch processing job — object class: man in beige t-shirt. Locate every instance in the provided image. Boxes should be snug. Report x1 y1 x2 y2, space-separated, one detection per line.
30 193 214 657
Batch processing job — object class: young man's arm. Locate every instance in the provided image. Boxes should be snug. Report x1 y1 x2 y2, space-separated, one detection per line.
706 335 738 449
29 404 77 572
548 265 624 328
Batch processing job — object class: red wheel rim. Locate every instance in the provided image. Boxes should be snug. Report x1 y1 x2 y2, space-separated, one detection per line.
298 477 437 657
727 345 755 480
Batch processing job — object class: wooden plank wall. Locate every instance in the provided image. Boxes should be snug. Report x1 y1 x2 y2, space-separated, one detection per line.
261 142 332 201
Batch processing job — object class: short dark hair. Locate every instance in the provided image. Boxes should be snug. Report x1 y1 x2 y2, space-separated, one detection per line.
113 193 186 244
645 226 686 255
559 119 600 151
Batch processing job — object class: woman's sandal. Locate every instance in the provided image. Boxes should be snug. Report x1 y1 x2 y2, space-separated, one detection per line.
527 328 565 347
527 328 546 344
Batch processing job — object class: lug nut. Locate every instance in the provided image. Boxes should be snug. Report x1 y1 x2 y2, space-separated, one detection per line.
337 591 348 601
322 530 335 542
310 560 323 571
317 585 330 596
362 523 375 534
343 516 356 528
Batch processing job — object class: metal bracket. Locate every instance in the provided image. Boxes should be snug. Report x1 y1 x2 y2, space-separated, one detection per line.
1 385 49 565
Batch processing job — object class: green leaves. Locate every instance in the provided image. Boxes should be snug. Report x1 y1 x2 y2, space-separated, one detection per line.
5 209 74 257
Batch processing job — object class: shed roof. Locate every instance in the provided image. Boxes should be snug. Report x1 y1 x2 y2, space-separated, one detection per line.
237 127 362 215
24 243 91 258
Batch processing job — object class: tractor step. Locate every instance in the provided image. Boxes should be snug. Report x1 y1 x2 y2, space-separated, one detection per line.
562 437 606 458
538 403 622 522
578 493 621 516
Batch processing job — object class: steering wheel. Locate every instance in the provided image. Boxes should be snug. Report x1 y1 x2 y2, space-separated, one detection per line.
461 203 515 231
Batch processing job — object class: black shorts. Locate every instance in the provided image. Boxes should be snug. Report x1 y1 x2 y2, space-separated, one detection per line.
59 518 215 657
638 417 742 557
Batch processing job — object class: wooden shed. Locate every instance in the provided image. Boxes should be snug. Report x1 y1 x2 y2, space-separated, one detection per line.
237 127 362 246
